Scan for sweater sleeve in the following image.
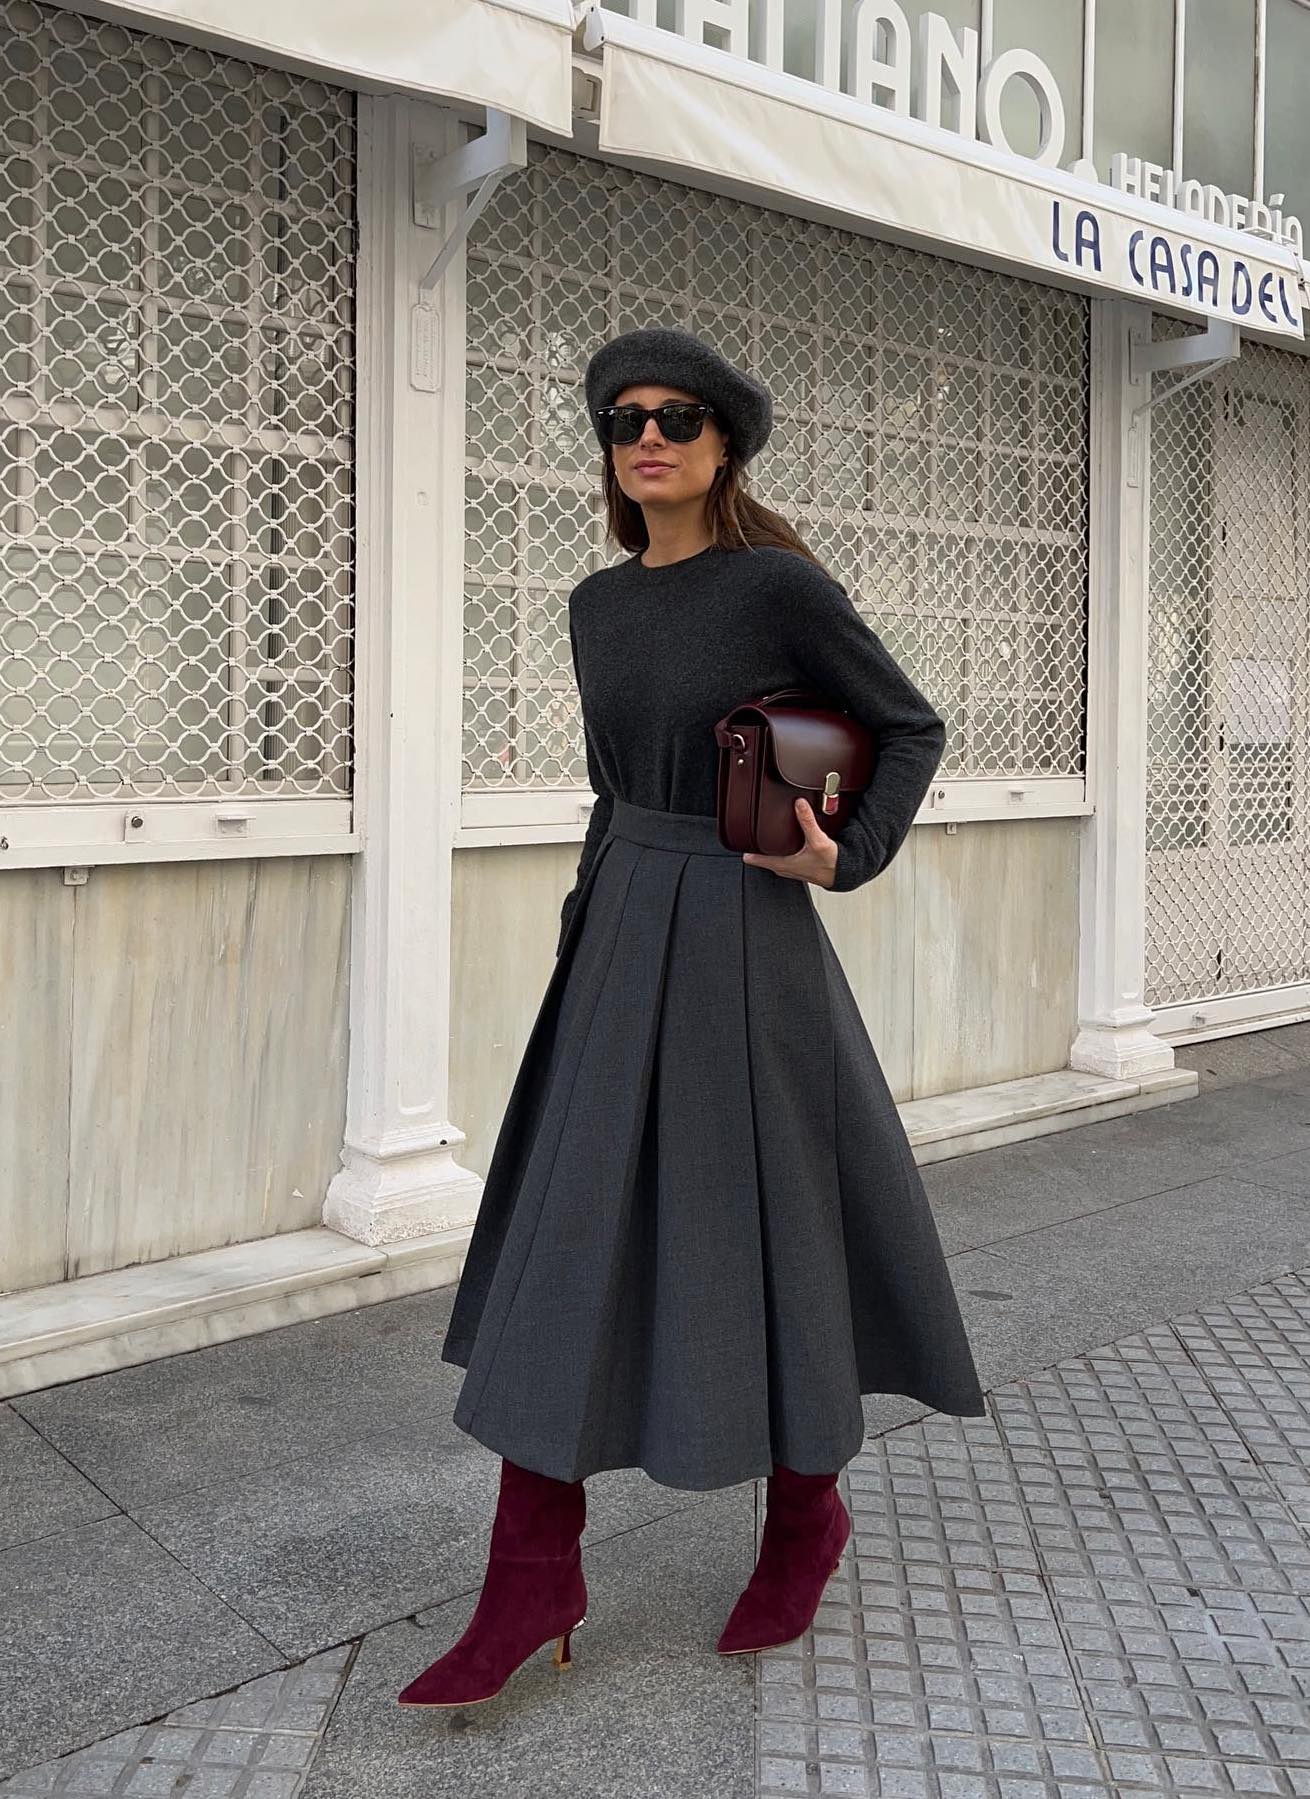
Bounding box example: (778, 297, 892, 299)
(557, 606, 614, 956)
(782, 562, 947, 892)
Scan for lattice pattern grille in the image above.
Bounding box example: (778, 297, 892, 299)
(0, 0, 356, 801)
(1146, 320, 1310, 1009)
(462, 141, 1090, 794)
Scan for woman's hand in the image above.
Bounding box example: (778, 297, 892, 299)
(741, 796, 838, 889)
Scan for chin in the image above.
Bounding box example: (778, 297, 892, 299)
(628, 486, 680, 505)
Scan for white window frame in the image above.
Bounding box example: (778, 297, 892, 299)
(455, 779, 1093, 852)
(0, 797, 355, 868)
(453, 139, 1094, 854)
(0, 21, 361, 872)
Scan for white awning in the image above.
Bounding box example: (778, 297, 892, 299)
(73, 0, 577, 134)
(580, 7, 1305, 341)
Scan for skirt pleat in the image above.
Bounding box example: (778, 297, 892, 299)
(442, 798, 984, 1491)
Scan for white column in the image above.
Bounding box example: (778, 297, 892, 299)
(1070, 299, 1177, 1081)
(324, 96, 483, 1245)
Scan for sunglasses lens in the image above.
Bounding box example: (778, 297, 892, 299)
(660, 405, 704, 441)
(602, 407, 644, 444)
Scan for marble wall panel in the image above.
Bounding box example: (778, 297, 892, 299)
(449, 841, 572, 1182)
(911, 817, 1081, 1095)
(65, 856, 351, 1279)
(0, 870, 75, 1293)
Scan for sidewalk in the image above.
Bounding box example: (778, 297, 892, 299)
(2, 1027, 1309, 1798)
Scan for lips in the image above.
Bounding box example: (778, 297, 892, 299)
(634, 462, 673, 472)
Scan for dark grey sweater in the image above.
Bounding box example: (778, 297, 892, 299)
(557, 541, 946, 953)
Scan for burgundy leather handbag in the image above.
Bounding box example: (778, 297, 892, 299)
(712, 687, 877, 857)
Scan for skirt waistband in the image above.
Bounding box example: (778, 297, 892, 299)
(605, 797, 737, 857)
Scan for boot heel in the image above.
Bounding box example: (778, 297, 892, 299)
(553, 1614, 586, 1669)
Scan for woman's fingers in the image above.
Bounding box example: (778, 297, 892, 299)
(740, 797, 838, 888)
(793, 795, 828, 843)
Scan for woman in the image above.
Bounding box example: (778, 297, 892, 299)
(398, 325, 984, 1711)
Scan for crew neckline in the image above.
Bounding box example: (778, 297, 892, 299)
(628, 543, 720, 579)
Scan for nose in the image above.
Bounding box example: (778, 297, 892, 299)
(636, 421, 667, 450)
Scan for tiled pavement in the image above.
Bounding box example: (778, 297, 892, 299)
(3, 1028, 1310, 1798)
(759, 1278, 1310, 1797)
(0, 1652, 355, 1797)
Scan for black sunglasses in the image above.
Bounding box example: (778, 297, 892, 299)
(594, 402, 718, 446)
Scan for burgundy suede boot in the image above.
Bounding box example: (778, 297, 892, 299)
(397, 1457, 588, 1708)
(716, 1464, 852, 1655)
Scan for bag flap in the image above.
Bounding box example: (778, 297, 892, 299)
(766, 707, 874, 791)
(718, 698, 874, 793)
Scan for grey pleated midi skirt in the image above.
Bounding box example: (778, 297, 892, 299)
(441, 797, 984, 1491)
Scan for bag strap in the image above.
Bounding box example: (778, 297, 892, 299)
(756, 687, 822, 707)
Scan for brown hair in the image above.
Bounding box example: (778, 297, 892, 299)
(599, 442, 829, 573)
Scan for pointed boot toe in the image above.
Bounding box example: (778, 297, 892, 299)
(717, 1467, 851, 1656)
(396, 1459, 589, 1709)
(397, 1608, 587, 1709)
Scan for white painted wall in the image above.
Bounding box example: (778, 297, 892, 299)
(0, 857, 351, 1295)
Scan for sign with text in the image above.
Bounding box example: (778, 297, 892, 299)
(586, 9, 1306, 340)
(654, 0, 1305, 264)
(1050, 200, 1303, 332)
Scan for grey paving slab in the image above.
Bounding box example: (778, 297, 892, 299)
(1251, 1063, 1310, 1096)
(1172, 1035, 1308, 1091)
(1237, 1154, 1310, 1202)
(0, 1649, 352, 1797)
(0, 1405, 118, 1553)
(578, 1461, 745, 1542)
(946, 1176, 1310, 1390)
(1077, 1081, 1310, 1174)
(921, 1136, 1137, 1266)
(1247, 1022, 1310, 1066)
(1165, 1079, 1310, 1153)
(10, 1289, 466, 1511)
(1093, 1758, 1310, 1795)
(926, 1081, 1310, 1265)
(921, 1129, 1210, 1261)
(133, 1427, 502, 1662)
(300, 1489, 757, 1799)
(763, 1423, 1092, 1792)
(990, 1325, 1257, 1481)
(133, 1432, 723, 1666)
(863, 1396, 934, 1440)
(0, 1514, 285, 1782)
(757, 1537, 1101, 1798)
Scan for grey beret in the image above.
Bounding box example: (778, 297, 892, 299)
(584, 325, 774, 464)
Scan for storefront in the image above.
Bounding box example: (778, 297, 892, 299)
(1, 0, 1307, 1391)
(1146, 319, 1310, 1032)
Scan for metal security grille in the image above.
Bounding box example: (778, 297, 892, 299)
(462, 142, 1090, 796)
(1144, 322, 1310, 1014)
(1146, 324, 1310, 1013)
(0, 0, 356, 802)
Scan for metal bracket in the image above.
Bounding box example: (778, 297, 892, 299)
(1129, 317, 1241, 419)
(408, 109, 527, 392)
(412, 108, 527, 298)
